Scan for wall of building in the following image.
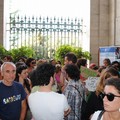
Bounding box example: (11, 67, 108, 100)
(0, 0, 3, 45)
(0, 0, 120, 64)
(90, 0, 109, 65)
(115, 0, 120, 45)
(109, 0, 115, 45)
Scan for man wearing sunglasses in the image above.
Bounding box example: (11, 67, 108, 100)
(91, 78, 120, 120)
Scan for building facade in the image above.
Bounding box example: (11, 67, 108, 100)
(0, 0, 120, 65)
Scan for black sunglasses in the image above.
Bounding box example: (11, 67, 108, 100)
(100, 92, 120, 101)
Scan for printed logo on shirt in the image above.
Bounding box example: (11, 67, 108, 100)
(3, 94, 21, 104)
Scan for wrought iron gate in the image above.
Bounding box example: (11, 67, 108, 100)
(6, 15, 84, 59)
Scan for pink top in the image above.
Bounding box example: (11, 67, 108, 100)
(55, 72, 61, 83)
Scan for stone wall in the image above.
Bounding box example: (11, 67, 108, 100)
(115, 0, 120, 45)
(0, 0, 3, 45)
(90, 0, 120, 65)
(90, 0, 109, 65)
(109, 0, 115, 45)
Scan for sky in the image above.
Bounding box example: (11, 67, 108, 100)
(5, 0, 90, 50)
(9, 0, 90, 20)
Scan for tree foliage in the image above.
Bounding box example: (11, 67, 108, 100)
(55, 45, 91, 64)
(0, 45, 35, 62)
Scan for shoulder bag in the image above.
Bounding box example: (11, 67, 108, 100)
(97, 110, 104, 120)
(69, 85, 87, 120)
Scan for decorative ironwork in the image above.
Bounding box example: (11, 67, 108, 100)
(6, 15, 84, 59)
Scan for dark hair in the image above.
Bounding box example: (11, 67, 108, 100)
(76, 58, 87, 69)
(3, 55, 13, 62)
(18, 57, 26, 63)
(111, 61, 120, 71)
(36, 63, 55, 86)
(0, 60, 3, 66)
(111, 61, 120, 65)
(29, 69, 37, 87)
(65, 52, 77, 64)
(103, 58, 111, 66)
(16, 65, 28, 79)
(15, 65, 31, 92)
(26, 58, 35, 67)
(65, 64, 80, 81)
(105, 78, 120, 94)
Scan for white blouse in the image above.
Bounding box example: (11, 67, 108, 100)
(91, 110, 103, 120)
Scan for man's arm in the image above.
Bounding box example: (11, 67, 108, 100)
(64, 107, 71, 117)
(20, 99, 27, 120)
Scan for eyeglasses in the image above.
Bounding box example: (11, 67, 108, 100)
(100, 92, 120, 101)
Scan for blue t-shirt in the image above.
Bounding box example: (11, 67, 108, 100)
(0, 81, 27, 120)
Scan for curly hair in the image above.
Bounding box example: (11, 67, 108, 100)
(65, 64, 80, 81)
(36, 63, 55, 86)
(96, 66, 120, 96)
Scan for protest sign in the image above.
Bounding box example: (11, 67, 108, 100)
(80, 66, 97, 80)
(85, 77, 99, 91)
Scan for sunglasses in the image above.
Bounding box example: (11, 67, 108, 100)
(100, 92, 120, 101)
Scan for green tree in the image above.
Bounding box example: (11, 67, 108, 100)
(55, 45, 91, 64)
(9, 46, 35, 62)
(0, 45, 9, 59)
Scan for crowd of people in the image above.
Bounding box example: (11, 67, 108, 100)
(0, 54, 120, 120)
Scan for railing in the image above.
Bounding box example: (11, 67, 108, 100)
(6, 15, 85, 59)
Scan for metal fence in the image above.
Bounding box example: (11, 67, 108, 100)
(6, 15, 85, 59)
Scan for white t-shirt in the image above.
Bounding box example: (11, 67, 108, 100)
(91, 110, 103, 120)
(28, 91, 70, 120)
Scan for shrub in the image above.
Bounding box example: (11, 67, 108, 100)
(9, 46, 35, 62)
(55, 45, 91, 64)
(55, 45, 74, 64)
(0, 45, 9, 60)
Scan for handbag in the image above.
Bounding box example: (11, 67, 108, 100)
(69, 85, 87, 120)
(97, 111, 104, 120)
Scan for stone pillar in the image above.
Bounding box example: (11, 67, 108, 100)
(90, 0, 109, 65)
(115, 0, 120, 45)
(0, 0, 4, 45)
(109, 0, 116, 45)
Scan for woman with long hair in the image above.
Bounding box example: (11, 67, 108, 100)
(91, 78, 120, 120)
(15, 64, 32, 120)
(84, 66, 120, 120)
